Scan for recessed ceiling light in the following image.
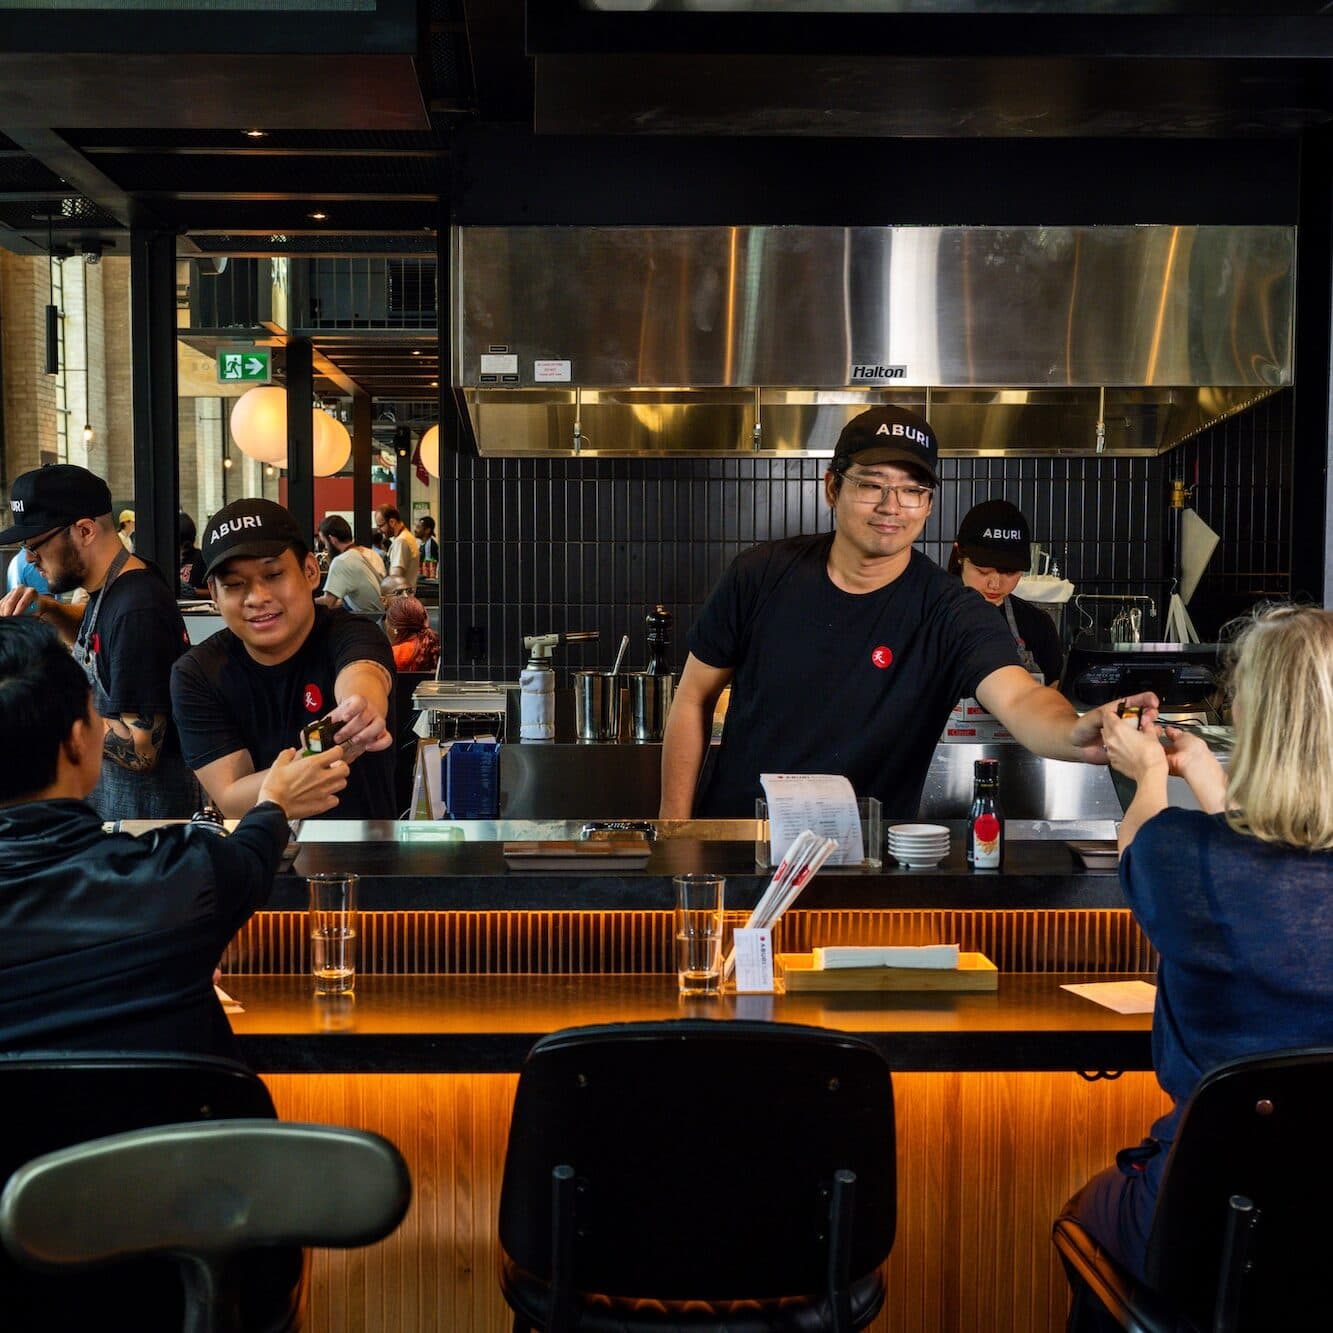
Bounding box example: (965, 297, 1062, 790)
(430, 380, 439, 388)
(243, 129, 267, 139)
(411, 350, 421, 357)
(308, 210, 327, 221)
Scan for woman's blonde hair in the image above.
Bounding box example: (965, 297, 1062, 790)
(1224, 604, 1333, 849)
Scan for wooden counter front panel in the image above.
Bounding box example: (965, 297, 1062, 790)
(228, 908, 1156, 976)
(263, 1070, 1170, 1333)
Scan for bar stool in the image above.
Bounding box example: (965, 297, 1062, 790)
(1, 1119, 411, 1333)
(497, 1019, 897, 1332)
(1054, 1046, 1333, 1333)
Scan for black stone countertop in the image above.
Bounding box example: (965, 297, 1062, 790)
(274, 821, 1125, 911)
(229, 971, 1153, 1074)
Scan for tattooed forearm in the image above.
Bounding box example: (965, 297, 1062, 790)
(102, 712, 167, 772)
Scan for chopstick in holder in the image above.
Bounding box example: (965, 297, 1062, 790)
(769, 836, 838, 922)
(722, 830, 836, 979)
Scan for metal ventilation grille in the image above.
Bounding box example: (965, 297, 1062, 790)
(221, 908, 1157, 975)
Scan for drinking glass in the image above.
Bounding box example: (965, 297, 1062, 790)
(308, 874, 359, 994)
(673, 874, 724, 997)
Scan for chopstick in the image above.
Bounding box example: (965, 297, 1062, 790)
(722, 830, 838, 979)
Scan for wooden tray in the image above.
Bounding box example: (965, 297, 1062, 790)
(502, 840, 651, 870)
(780, 951, 998, 992)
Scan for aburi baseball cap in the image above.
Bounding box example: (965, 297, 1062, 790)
(200, 497, 305, 578)
(955, 499, 1031, 572)
(0, 464, 114, 544)
(831, 405, 940, 486)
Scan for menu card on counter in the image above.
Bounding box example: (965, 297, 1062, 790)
(1061, 980, 1157, 1014)
(760, 774, 864, 868)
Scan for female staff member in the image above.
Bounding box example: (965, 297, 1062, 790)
(948, 499, 1063, 686)
(1061, 605, 1333, 1315)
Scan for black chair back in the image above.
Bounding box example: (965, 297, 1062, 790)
(1144, 1046, 1333, 1331)
(1, 1120, 411, 1333)
(498, 1019, 896, 1303)
(0, 1053, 292, 1333)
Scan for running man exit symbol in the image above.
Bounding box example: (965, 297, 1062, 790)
(216, 347, 271, 384)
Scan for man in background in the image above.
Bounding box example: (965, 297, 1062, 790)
(374, 504, 419, 594)
(117, 508, 135, 552)
(316, 513, 385, 614)
(0, 465, 198, 820)
(415, 514, 440, 577)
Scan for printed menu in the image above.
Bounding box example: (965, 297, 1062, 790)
(760, 773, 864, 867)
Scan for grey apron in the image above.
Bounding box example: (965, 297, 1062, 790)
(73, 549, 201, 821)
(1002, 595, 1044, 681)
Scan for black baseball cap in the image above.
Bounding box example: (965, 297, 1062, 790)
(955, 500, 1031, 572)
(0, 464, 113, 544)
(831, 405, 940, 486)
(200, 497, 305, 578)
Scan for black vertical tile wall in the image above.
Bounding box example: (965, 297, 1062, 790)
(435, 393, 1292, 680)
(1168, 389, 1294, 638)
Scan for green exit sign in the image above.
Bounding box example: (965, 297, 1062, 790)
(217, 346, 271, 384)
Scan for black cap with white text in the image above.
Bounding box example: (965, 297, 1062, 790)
(200, 497, 305, 579)
(954, 499, 1031, 572)
(831, 405, 940, 486)
(0, 464, 113, 544)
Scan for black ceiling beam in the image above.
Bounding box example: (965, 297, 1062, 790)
(463, 0, 531, 121)
(0, 0, 416, 55)
(526, 3, 1333, 61)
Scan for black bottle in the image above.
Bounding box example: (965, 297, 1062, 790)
(966, 759, 1004, 870)
(645, 605, 673, 675)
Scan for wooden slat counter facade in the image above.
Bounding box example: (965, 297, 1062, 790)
(228, 971, 1166, 1333)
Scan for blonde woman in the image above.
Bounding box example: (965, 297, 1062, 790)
(1060, 605, 1333, 1315)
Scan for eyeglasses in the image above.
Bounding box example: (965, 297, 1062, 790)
(838, 475, 934, 510)
(22, 525, 69, 556)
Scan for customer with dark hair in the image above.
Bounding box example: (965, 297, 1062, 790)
(0, 617, 348, 1054)
(316, 513, 384, 614)
(178, 511, 208, 598)
(171, 496, 397, 820)
(0, 464, 198, 821)
(385, 595, 440, 672)
(374, 503, 419, 594)
(1059, 604, 1333, 1324)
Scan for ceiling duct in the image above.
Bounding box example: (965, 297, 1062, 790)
(452, 225, 1293, 457)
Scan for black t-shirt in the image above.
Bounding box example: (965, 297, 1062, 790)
(170, 606, 397, 819)
(1003, 593, 1065, 686)
(79, 564, 191, 759)
(688, 535, 1022, 818)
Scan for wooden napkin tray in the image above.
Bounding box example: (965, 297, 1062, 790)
(779, 951, 998, 992)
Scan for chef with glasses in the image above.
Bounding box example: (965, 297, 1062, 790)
(660, 405, 1152, 820)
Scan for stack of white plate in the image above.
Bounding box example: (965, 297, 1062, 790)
(888, 823, 951, 869)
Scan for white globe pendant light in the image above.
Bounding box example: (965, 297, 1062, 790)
(419, 424, 440, 479)
(229, 386, 289, 466)
(313, 410, 352, 476)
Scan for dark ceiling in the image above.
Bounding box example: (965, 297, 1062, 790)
(2, 0, 1333, 399)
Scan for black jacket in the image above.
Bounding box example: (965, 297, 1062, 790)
(0, 799, 288, 1058)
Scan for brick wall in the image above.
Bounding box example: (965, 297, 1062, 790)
(0, 250, 59, 486)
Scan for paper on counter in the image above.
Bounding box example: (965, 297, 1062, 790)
(1061, 981, 1157, 1014)
(761, 773, 864, 867)
(214, 983, 244, 1014)
(814, 944, 960, 970)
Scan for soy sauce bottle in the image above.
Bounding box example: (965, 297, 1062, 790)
(966, 759, 1004, 870)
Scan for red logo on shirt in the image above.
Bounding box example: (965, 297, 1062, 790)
(90, 632, 100, 656)
(303, 684, 323, 713)
(871, 645, 893, 669)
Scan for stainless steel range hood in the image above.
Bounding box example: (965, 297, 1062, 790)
(452, 225, 1294, 457)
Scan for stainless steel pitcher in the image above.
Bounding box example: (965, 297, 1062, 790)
(573, 671, 621, 742)
(625, 672, 675, 742)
